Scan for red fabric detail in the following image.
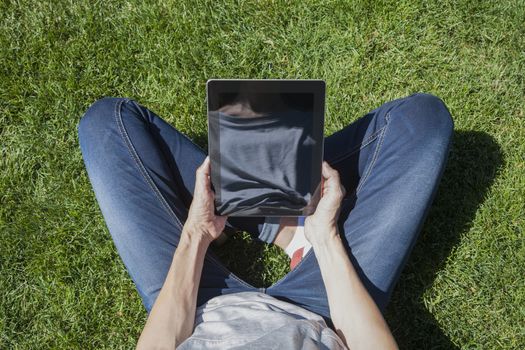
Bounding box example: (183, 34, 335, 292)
(290, 247, 304, 270)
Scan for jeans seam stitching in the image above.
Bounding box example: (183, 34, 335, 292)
(326, 126, 385, 165)
(114, 99, 184, 231)
(355, 112, 390, 195)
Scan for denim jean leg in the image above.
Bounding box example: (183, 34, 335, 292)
(78, 97, 255, 312)
(339, 93, 454, 311)
(264, 95, 396, 319)
(266, 93, 453, 320)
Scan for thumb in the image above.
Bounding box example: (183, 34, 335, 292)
(195, 156, 211, 195)
(318, 162, 345, 206)
(321, 162, 342, 195)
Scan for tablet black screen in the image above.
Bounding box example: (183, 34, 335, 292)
(207, 80, 324, 216)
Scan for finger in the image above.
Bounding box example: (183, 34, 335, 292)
(321, 162, 344, 199)
(322, 161, 339, 180)
(321, 162, 340, 189)
(195, 156, 211, 194)
(197, 156, 211, 176)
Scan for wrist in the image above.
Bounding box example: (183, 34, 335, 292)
(181, 227, 213, 248)
(312, 230, 340, 248)
(305, 222, 339, 246)
(312, 234, 347, 265)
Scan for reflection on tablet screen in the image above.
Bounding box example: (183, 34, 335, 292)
(207, 81, 324, 217)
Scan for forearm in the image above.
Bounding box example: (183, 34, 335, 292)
(137, 230, 210, 349)
(313, 229, 398, 350)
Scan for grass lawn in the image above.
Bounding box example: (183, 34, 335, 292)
(1, 0, 524, 348)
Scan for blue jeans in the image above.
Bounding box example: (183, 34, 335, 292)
(78, 93, 453, 321)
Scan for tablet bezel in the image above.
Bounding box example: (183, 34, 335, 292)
(206, 79, 326, 216)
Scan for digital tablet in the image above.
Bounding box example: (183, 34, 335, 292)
(207, 79, 325, 217)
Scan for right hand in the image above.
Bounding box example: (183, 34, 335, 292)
(305, 161, 346, 247)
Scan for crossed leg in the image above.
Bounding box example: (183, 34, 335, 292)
(79, 94, 453, 321)
(265, 93, 453, 319)
(78, 98, 259, 312)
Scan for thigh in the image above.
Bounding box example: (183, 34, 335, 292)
(267, 93, 453, 317)
(336, 93, 453, 310)
(78, 97, 255, 312)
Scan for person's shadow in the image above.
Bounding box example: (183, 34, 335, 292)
(385, 130, 503, 349)
(193, 130, 503, 349)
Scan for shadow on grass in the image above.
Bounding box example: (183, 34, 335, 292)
(192, 130, 503, 349)
(386, 130, 503, 349)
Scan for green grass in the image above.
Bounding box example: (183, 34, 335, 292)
(1, 0, 524, 348)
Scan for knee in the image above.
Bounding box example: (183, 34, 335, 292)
(397, 93, 454, 143)
(77, 97, 125, 142)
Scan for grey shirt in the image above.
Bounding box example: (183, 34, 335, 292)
(178, 291, 347, 349)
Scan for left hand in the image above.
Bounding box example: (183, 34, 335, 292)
(183, 156, 227, 243)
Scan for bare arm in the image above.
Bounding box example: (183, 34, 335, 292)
(137, 157, 227, 349)
(305, 162, 398, 350)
